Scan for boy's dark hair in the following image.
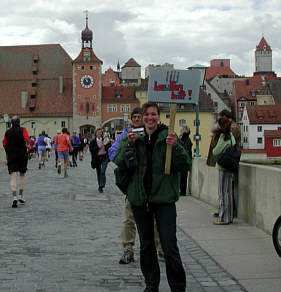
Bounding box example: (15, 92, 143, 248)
(62, 128, 68, 134)
(219, 109, 232, 119)
(141, 102, 160, 115)
(131, 107, 142, 119)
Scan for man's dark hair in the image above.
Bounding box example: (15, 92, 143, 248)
(131, 107, 142, 119)
(219, 109, 232, 119)
(62, 128, 68, 134)
(141, 102, 160, 115)
(11, 116, 20, 127)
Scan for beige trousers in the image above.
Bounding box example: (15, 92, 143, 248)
(121, 198, 163, 254)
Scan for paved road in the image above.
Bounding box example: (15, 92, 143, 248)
(0, 152, 246, 292)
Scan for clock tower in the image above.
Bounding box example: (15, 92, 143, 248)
(73, 12, 103, 136)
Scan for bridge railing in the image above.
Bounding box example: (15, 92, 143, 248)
(190, 157, 281, 235)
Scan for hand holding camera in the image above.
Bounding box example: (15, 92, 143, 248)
(128, 127, 145, 144)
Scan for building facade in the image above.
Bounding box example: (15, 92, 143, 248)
(241, 104, 281, 149)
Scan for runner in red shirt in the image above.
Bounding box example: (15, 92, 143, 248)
(54, 127, 72, 177)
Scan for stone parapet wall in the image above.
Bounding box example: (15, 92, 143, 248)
(190, 157, 281, 235)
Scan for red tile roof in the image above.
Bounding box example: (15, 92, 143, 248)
(247, 104, 281, 124)
(122, 58, 141, 68)
(256, 37, 271, 52)
(205, 66, 235, 80)
(264, 130, 281, 137)
(234, 74, 279, 101)
(0, 44, 73, 117)
(102, 86, 138, 102)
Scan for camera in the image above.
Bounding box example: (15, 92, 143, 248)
(132, 127, 145, 137)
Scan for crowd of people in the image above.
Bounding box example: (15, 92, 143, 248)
(2, 105, 240, 292)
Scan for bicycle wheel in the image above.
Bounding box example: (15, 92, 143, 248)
(272, 215, 281, 257)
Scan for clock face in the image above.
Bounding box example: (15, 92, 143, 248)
(80, 74, 94, 88)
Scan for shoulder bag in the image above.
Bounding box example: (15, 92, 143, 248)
(216, 139, 241, 173)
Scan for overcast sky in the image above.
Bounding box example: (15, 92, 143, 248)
(1, 0, 281, 77)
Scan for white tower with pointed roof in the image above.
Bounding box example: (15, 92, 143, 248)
(255, 37, 272, 73)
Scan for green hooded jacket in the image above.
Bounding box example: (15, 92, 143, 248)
(113, 125, 192, 206)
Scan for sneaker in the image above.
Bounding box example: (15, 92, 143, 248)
(18, 197, 25, 204)
(58, 164, 61, 174)
(119, 250, 134, 264)
(12, 199, 18, 208)
(39, 164, 41, 169)
(98, 187, 103, 193)
(213, 212, 219, 218)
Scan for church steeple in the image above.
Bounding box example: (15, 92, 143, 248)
(81, 10, 93, 48)
(117, 59, 120, 71)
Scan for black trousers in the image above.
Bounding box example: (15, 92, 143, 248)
(180, 171, 188, 195)
(72, 148, 79, 165)
(132, 203, 186, 292)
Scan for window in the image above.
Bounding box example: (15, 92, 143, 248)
(273, 139, 281, 147)
(257, 126, 262, 132)
(89, 65, 96, 70)
(250, 101, 255, 106)
(166, 114, 170, 119)
(257, 137, 263, 144)
(179, 119, 186, 126)
(61, 121, 65, 127)
(30, 94, 36, 99)
(107, 104, 117, 112)
(32, 82, 37, 87)
(120, 104, 130, 112)
(31, 121, 36, 129)
(77, 65, 84, 70)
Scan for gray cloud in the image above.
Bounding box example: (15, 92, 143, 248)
(0, 0, 280, 76)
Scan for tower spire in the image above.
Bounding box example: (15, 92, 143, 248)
(84, 10, 89, 27)
(81, 10, 93, 48)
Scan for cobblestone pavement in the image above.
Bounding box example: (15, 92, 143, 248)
(0, 152, 246, 292)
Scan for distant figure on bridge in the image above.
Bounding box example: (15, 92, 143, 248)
(89, 128, 110, 193)
(37, 131, 47, 169)
(179, 125, 193, 196)
(55, 128, 72, 178)
(70, 131, 80, 167)
(114, 102, 191, 292)
(2, 115, 30, 208)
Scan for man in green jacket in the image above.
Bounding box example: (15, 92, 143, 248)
(114, 102, 191, 292)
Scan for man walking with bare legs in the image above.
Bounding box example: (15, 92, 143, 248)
(3, 116, 30, 208)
